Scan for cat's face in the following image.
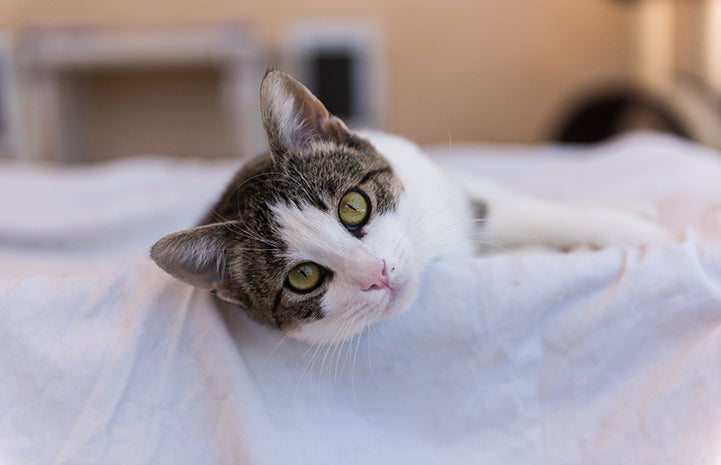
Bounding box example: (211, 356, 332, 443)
(151, 71, 420, 344)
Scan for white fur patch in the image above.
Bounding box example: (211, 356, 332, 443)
(272, 201, 421, 344)
(357, 130, 476, 262)
(265, 131, 482, 344)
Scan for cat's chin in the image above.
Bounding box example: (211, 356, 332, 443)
(287, 272, 420, 346)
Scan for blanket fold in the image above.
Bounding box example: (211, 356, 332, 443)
(1, 132, 720, 464)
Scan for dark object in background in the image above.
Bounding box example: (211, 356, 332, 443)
(312, 51, 355, 120)
(554, 89, 690, 144)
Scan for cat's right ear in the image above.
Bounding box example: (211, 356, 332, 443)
(260, 69, 353, 154)
(150, 223, 234, 290)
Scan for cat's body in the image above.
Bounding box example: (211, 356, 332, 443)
(151, 71, 674, 345)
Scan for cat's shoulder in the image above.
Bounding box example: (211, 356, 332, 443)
(355, 129, 442, 183)
(355, 130, 427, 162)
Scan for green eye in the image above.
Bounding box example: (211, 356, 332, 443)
(287, 262, 324, 292)
(338, 190, 370, 229)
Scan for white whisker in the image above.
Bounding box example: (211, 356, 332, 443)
(263, 334, 288, 364)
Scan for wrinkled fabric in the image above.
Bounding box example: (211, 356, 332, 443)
(1, 132, 720, 464)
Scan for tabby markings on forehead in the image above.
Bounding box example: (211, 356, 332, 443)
(360, 167, 392, 185)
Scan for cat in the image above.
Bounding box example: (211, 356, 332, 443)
(150, 70, 675, 345)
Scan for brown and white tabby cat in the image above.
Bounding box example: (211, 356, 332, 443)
(151, 70, 674, 344)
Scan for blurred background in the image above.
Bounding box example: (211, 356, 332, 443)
(0, 0, 720, 163)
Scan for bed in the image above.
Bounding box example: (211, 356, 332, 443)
(1, 131, 720, 464)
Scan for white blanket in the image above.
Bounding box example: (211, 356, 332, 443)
(1, 132, 720, 464)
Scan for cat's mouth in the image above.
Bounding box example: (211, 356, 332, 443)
(289, 269, 419, 345)
(376, 271, 419, 318)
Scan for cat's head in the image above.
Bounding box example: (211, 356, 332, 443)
(151, 70, 420, 344)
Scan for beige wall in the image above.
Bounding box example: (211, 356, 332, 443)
(0, 0, 637, 145)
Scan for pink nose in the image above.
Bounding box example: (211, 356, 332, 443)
(359, 260, 390, 291)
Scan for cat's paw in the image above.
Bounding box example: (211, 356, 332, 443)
(605, 200, 661, 221)
(580, 207, 677, 249)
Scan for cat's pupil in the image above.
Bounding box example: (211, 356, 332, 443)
(338, 190, 370, 229)
(287, 262, 324, 293)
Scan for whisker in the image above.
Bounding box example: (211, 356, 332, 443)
(468, 240, 513, 253)
(321, 319, 351, 379)
(294, 328, 336, 397)
(334, 314, 360, 381)
(319, 317, 346, 383)
(350, 321, 366, 412)
(263, 334, 288, 364)
(364, 323, 387, 394)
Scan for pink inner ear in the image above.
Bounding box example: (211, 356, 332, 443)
(261, 70, 351, 152)
(150, 224, 231, 290)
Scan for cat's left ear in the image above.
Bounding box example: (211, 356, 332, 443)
(260, 69, 353, 154)
(150, 223, 234, 290)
